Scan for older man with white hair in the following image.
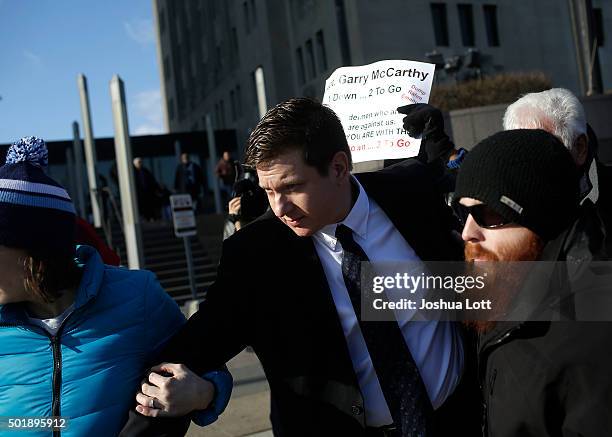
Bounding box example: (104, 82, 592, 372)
(503, 88, 611, 255)
(503, 88, 596, 202)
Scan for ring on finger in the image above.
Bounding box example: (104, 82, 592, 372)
(149, 397, 155, 408)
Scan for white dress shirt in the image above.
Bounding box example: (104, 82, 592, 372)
(312, 177, 464, 427)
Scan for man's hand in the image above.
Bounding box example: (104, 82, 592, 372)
(397, 103, 455, 164)
(135, 363, 215, 418)
(228, 197, 241, 215)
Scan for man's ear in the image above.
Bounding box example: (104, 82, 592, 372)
(330, 151, 350, 182)
(572, 134, 589, 167)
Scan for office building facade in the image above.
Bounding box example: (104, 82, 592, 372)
(153, 0, 612, 154)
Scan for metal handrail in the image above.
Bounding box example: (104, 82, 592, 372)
(96, 187, 125, 250)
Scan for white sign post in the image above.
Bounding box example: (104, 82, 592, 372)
(170, 194, 197, 300)
(323, 59, 435, 163)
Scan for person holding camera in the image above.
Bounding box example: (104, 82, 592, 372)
(223, 165, 269, 239)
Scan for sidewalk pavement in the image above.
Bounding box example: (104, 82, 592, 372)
(186, 348, 272, 437)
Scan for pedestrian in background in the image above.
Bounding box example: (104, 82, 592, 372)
(174, 152, 204, 212)
(214, 150, 236, 205)
(133, 156, 162, 222)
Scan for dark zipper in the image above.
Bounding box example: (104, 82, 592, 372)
(477, 326, 519, 437)
(50, 335, 62, 437)
(2, 312, 75, 437)
(48, 312, 76, 437)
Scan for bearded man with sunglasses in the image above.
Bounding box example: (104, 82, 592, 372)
(453, 129, 612, 437)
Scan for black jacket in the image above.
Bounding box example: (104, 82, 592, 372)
(478, 204, 612, 437)
(596, 159, 612, 255)
(174, 161, 204, 198)
(121, 159, 469, 436)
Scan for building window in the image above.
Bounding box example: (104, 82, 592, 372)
(163, 55, 171, 81)
(251, 71, 258, 107)
(251, 0, 257, 27)
(483, 5, 499, 46)
(168, 98, 175, 121)
(296, 47, 306, 84)
(219, 99, 226, 127)
(214, 101, 226, 128)
(230, 89, 237, 121)
(316, 30, 328, 72)
(236, 85, 242, 117)
(201, 38, 208, 63)
(593, 8, 605, 47)
(243, 1, 250, 34)
(200, 61, 208, 97)
(430, 3, 449, 46)
(231, 27, 239, 55)
(189, 50, 197, 79)
(306, 39, 316, 79)
(335, 0, 352, 65)
(457, 4, 475, 47)
(159, 8, 166, 34)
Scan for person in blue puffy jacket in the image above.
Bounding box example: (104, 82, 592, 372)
(0, 137, 232, 436)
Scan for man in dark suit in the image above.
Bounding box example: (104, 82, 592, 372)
(123, 98, 468, 436)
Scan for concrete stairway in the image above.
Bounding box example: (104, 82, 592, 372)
(100, 219, 221, 306)
(142, 223, 217, 304)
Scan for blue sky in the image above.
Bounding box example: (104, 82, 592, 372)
(0, 0, 164, 144)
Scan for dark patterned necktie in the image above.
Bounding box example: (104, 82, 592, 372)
(335, 224, 431, 437)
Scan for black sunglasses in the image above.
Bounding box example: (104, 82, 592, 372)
(453, 203, 510, 229)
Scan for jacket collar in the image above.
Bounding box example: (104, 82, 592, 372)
(0, 245, 105, 325)
(72, 245, 106, 309)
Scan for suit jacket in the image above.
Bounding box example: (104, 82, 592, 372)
(121, 159, 468, 436)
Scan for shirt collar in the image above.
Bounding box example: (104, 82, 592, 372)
(314, 176, 369, 250)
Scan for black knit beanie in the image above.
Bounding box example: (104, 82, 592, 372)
(454, 129, 580, 241)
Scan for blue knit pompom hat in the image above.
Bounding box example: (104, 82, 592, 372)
(0, 137, 76, 256)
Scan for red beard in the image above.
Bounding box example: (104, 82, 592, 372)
(463, 232, 545, 333)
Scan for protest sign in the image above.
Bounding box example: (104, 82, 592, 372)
(322, 59, 435, 163)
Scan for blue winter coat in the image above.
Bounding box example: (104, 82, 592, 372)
(0, 245, 231, 436)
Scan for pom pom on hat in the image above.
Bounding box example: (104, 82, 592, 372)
(6, 136, 49, 168)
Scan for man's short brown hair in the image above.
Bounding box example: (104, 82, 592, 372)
(245, 97, 352, 175)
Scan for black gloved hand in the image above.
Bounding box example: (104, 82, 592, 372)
(397, 103, 455, 164)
